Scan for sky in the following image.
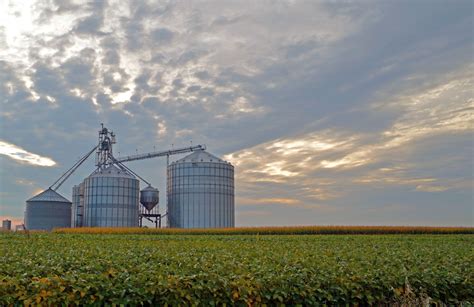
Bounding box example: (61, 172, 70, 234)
(0, 0, 472, 227)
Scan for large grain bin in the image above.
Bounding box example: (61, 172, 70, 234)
(25, 188, 72, 230)
(167, 150, 234, 228)
(82, 164, 139, 227)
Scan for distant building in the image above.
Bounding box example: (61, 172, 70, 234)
(2, 219, 12, 230)
(15, 225, 25, 231)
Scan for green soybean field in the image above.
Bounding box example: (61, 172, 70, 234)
(1, 233, 473, 305)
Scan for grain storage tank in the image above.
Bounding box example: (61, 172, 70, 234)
(167, 150, 234, 228)
(25, 188, 72, 230)
(140, 185, 159, 211)
(2, 219, 12, 230)
(82, 164, 139, 227)
(71, 184, 85, 227)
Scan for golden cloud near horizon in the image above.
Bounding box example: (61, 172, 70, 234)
(226, 69, 473, 209)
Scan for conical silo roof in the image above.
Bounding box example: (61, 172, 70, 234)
(89, 164, 135, 178)
(175, 150, 227, 164)
(26, 188, 71, 203)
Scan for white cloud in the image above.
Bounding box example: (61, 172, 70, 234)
(0, 140, 56, 166)
(157, 121, 167, 137)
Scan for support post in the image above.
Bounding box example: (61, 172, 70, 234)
(166, 154, 169, 228)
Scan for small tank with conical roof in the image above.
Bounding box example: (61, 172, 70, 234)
(25, 188, 72, 230)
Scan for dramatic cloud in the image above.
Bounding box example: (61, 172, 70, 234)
(226, 67, 472, 217)
(0, 0, 472, 227)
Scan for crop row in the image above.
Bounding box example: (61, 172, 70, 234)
(1, 233, 473, 305)
(52, 225, 474, 235)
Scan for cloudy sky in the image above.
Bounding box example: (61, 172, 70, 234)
(0, 0, 472, 227)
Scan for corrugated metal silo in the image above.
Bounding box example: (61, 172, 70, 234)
(140, 186, 159, 211)
(82, 164, 139, 227)
(167, 150, 234, 228)
(2, 219, 12, 230)
(71, 184, 84, 227)
(25, 188, 72, 230)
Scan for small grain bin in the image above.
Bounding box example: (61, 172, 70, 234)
(25, 188, 72, 230)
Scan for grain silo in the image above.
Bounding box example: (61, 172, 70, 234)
(25, 124, 213, 229)
(25, 188, 72, 230)
(2, 219, 12, 230)
(71, 184, 84, 227)
(167, 150, 234, 228)
(82, 164, 140, 227)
